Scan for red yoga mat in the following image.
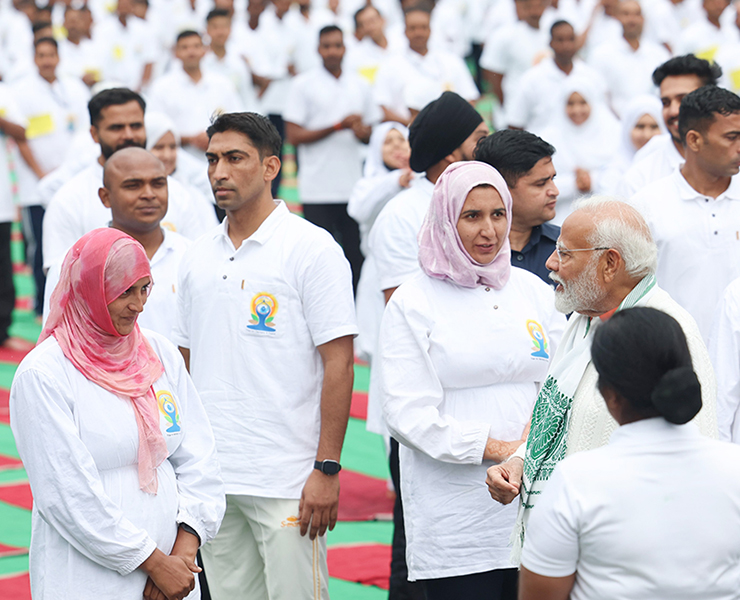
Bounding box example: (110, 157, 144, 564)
(337, 470, 393, 522)
(0, 573, 30, 600)
(327, 543, 391, 590)
(0, 483, 32, 511)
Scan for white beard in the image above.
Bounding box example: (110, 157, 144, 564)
(550, 256, 607, 314)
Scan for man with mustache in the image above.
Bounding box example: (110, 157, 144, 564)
(619, 55, 721, 198)
(485, 197, 718, 556)
(42, 87, 216, 271)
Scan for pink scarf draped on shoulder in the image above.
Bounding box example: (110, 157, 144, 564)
(39, 228, 167, 494)
(418, 161, 514, 289)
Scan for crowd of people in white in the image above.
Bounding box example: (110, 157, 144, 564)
(3, 0, 740, 598)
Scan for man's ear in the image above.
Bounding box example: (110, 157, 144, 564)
(601, 248, 621, 284)
(263, 155, 281, 182)
(684, 129, 703, 154)
(99, 186, 111, 208)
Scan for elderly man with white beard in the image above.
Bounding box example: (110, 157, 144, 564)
(485, 196, 718, 560)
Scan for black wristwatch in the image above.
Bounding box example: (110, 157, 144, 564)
(314, 459, 342, 475)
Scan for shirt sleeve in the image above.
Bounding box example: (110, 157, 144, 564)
(449, 55, 480, 101)
(520, 464, 580, 577)
(42, 190, 83, 270)
(10, 367, 157, 575)
(370, 199, 422, 291)
(164, 345, 226, 544)
(378, 286, 491, 464)
(296, 230, 358, 347)
(347, 172, 403, 228)
(505, 73, 535, 128)
(709, 283, 740, 442)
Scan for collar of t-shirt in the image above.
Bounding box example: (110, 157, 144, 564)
(675, 167, 740, 203)
(521, 221, 559, 254)
(216, 199, 288, 251)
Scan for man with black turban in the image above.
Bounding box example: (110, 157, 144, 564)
(365, 90, 488, 600)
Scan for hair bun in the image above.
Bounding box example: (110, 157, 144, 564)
(650, 367, 702, 425)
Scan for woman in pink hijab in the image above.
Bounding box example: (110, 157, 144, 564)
(9, 229, 225, 600)
(377, 162, 566, 600)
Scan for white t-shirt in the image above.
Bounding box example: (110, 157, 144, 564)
(146, 68, 243, 159)
(172, 202, 358, 498)
(587, 37, 670, 117)
(522, 418, 740, 600)
(10, 330, 225, 600)
(506, 58, 607, 133)
(93, 15, 158, 89)
(369, 176, 434, 291)
(57, 37, 102, 82)
(618, 134, 684, 199)
(479, 20, 550, 106)
(44, 229, 190, 342)
(0, 83, 25, 223)
(10, 73, 90, 206)
(708, 276, 740, 442)
(283, 66, 381, 203)
(201, 50, 260, 114)
(631, 169, 740, 341)
(378, 269, 566, 580)
(344, 35, 407, 88)
(42, 161, 217, 269)
(373, 47, 479, 121)
(676, 16, 731, 62)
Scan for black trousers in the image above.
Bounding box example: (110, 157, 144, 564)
(0, 222, 15, 342)
(23, 205, 45, 316)
(421, 568, 518, 600)
(389, 438, 426, 600)
(301, 203, 363, 293)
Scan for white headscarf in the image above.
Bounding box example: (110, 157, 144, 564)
(145, 111, 180, 151)
(542, 76, 621, 171)
(363, 122, 410, 179)
(617, 94, 666, 164)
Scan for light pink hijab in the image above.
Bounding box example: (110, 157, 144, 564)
(418, 161, 513, 289)
(40, 228, 167, 495)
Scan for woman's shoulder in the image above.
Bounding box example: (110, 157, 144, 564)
(507, 267, 556, 302)
(14, 337, 66, 378)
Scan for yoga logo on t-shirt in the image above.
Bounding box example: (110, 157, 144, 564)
(526, 320, 549, 359)
(248, 292, 279, 333)
(157, 390, 181, 433)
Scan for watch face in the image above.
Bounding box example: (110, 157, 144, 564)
(322, 460, 341, 475)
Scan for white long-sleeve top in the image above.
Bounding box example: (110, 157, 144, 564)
(378, 269, 566, 580)
(9, 330, 225, 600)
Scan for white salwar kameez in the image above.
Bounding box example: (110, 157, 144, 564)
(10, 331, 225, 600)
(378, 269, 566, 580)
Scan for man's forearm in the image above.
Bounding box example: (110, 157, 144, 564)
(285, 121, 340, 146)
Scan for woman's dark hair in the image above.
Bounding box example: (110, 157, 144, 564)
(591, 307, 702, 425)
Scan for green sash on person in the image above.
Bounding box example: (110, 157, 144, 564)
(511, 274, 657, 559)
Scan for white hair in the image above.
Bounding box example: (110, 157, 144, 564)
(572, 195, 657, 278)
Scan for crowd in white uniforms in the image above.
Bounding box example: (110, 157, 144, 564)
(3, 0, 740, 598)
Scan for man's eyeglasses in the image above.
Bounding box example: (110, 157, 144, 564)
(555, 243, 610, 263)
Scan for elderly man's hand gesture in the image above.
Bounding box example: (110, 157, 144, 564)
(486, 457, 524, 505)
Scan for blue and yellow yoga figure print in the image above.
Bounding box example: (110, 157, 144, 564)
(248, 292, 279, 332)
(527, 320, 549, 359)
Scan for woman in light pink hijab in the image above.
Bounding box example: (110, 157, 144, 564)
(377, 162, 567, 600)
(10, 228, 225, 600)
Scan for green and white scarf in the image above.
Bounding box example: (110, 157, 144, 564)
(512, 274, 657, 559)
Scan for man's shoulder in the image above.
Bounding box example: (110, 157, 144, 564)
(51, 163, 100, 205)
(632, 133, 672, 164)
(630, 171, 678, 206)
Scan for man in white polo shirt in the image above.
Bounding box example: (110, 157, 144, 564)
(10, 36, 89, 316)
(285, 24, 381, 292)
(174, 112, 357, 600)
(631, 85, 740, 341)
(42, 87, 216, 270)
(619, 55, 722, 197)
(147, 30, 243, 163)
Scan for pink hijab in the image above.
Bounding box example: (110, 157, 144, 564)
(418, 161, 513, 289)
(40, 228, 167, 495)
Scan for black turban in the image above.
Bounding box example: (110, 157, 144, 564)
(409, 91, 484, 173)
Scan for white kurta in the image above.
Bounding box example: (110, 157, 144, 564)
(522, 418, 740, 600)
(9, 330, 225, 600)
(379, 269, 566, 580)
